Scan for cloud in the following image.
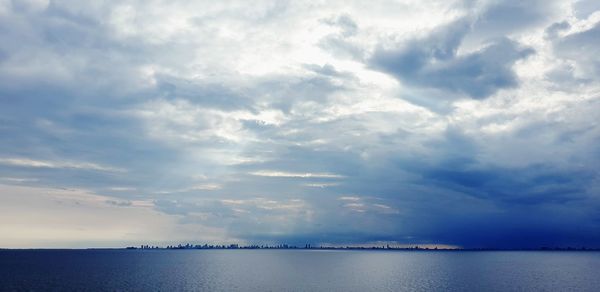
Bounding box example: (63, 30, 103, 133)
(544, 21, 571, 39)
(107, 187, 136, 191)
(338, 196, 361, 201)
(552, 21, 600, 78)
(105, 199, 132, 207)
(304, 182, 339, 188)
(572, 0, 600, 19)
(154, 197, 314, 240)
(319, 14, 364, 59)
(0, 157, 124, 172)
(249, 170, 344, 178)
(338, 195, 400, 215)
(0, 184, 230, 248)
(468, 0, 561, 39)
(0, 1, 599, 249)
(370, 19, 534, 99)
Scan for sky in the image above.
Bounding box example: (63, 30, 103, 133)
(0, 0, 599, 249)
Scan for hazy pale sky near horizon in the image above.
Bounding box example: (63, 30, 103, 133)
(1, 0, 599, 248)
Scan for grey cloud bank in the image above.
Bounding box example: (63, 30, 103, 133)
(370, 20, 534, 99)
(0, 0, 599, 249)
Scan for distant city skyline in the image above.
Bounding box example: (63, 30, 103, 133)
(1, 0, 600, 249)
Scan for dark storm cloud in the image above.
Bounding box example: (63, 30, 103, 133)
(370, 20, 534, 99)
(204, 107, 600, 248)
(422, 162, 589, 205)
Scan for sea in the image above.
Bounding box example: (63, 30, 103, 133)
(1, 249, 599, 291)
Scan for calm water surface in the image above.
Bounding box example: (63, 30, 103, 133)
(1, 250, 599, 291)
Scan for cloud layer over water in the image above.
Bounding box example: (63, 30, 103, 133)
(1, 0, 599, 248)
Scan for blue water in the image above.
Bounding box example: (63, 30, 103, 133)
(1, 250, 599, 291)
